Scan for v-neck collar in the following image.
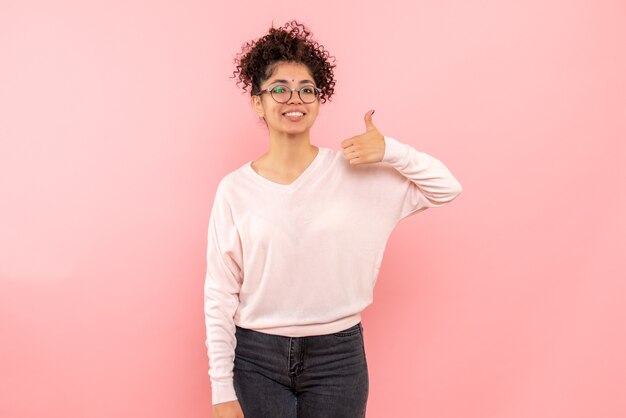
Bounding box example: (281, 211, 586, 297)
(244, 147, 326, 192)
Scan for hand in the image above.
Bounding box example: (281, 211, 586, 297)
(212, 400, 244, 418)
(341, 109, 385, 165)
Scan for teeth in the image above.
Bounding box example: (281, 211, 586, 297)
(284, 112, 303, 117)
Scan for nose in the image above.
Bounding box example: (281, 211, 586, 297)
(288, 88, 303, 104)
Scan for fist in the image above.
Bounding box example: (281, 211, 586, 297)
(340, 109, 385, 165)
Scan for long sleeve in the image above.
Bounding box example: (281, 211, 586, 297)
(203, 181, 244, 405)
(381, 136, 463, 221)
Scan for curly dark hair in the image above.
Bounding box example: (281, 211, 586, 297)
(231, 20, 337, 104)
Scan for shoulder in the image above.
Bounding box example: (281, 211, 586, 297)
(212, 162, 248, 200)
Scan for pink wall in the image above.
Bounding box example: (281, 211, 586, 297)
(1, 1, 625, 417)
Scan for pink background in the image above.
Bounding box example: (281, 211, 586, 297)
(1, 1, 625, 417)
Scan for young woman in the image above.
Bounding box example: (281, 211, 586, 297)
(204, 20, 462, 418)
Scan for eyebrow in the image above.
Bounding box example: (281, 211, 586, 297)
(268, 79, 316, 85)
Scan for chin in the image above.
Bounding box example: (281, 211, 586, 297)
(279, 124, 311, 133)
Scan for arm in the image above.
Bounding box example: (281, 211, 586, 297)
(381, 136, 463, 221)
(204, 181, 243, 405)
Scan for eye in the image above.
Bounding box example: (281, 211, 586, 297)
(301, 86, 315, 94)
(272, 85, 287, 93)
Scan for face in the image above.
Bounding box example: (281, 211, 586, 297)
(252, 61, 320, 137)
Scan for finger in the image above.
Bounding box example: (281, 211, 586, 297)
(343, 147, 358, 159)
(340, 135, 358, 149)
(364, 109, 376, 131)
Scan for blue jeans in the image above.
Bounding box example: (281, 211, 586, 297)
(233, 322, 369, 418)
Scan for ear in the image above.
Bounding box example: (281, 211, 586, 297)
(252, 95, 265, 118)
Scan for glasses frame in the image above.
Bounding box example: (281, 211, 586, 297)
(253, 85, 322, 104)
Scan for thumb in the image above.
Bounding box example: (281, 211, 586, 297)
(364, 109, 376, 131)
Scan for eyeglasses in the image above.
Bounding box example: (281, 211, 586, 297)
(254, 85, 322, 104)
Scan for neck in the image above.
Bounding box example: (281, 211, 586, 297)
(265, 130, 317, 170)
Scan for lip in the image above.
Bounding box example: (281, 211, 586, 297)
(283, 113, 305, 121)
(282, 109, 306, 121)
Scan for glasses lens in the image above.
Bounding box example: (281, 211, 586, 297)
(299, 86, 319, 103)
(270, 85, 291, 103)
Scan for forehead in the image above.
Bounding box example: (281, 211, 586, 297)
(265, 62, 315, 84)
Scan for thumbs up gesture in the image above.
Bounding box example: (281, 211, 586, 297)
(341, 110, 385, 165)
